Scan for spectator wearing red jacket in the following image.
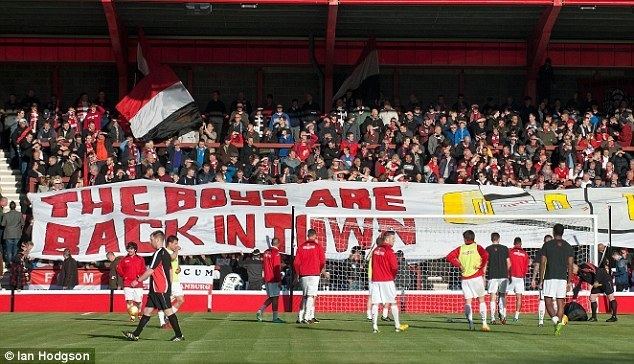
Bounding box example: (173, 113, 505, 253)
(370, 231, 408, 333)
(616, 118, 632, 147)
(340, 132, 359, 157)
(553, 161, 569, 181)
(508, 237, 530, 321)
(292, 135, 312, 162)
(256, 238, 285, 323)
(116, 242, 147, 321)
(83, 103, 105, 131)
(294, 229, 325, 324)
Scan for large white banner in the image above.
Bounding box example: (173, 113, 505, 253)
(29, 180, 634, 261)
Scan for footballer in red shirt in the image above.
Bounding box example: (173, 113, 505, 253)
(256, 238, 285, 323)
(369, 231, 409, 333)
(294, 229, 325, 324)
(508, 237, 530, 321)
(116, 242, 147, 321)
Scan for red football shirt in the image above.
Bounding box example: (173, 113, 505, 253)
(509, 247, 530, 278)
(371, 244, 398, 282)
(263, 246, 282, 283)
(293, 240, 325, 277)
(116, 254, 146, 287)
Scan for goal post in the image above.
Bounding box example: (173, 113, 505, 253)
(304, 214, 599, 315)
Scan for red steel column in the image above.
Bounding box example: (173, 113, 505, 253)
(101, 0, 129, 100)
(525, 0, 561, 100)
(323, 0, 339, 111)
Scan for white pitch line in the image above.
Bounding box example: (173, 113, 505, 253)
(80, 312, 94, 316)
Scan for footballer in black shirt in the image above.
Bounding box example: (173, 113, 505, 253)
(540, 224, 574, 335)
(572, 261, 618, 322)
(123, 230, 185, 341)
(485, 232, 510, 324)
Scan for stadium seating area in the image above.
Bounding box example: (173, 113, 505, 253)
(1, 87, 633, 290)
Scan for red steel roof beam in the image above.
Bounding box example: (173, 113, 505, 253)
(102, 0, 129, 100)
(324, 0, 338, 112)
(525, 0, 561, 101)
(114, 0, 634, 6)
(115, 0, 552, 5)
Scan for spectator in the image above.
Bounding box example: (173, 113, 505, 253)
(106, 251, 123, 290)
(204, 90, 227, 137)
(1, 201, 23, 265)
(242, 250, 264, 290)
(10, 241, 33, 290)
(57, 248, 78, 290)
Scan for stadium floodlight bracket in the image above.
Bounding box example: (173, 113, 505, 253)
(185, 2, 212, 14)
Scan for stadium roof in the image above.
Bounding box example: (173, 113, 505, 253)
(2, 0, 633, 41)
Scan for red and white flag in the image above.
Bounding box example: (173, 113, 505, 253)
(332, 39, 380, 102)
(116, 31, 201, 141)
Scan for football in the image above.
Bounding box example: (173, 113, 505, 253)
(128, 305, 139, 317)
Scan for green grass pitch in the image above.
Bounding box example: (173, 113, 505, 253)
(1, 312, 632, 363)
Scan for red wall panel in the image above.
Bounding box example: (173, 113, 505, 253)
(0, 38, 632, 68)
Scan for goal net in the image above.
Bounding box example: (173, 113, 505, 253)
(304, 214, 598, 315)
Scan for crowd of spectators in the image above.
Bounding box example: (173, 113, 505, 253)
(0, 85, 633, 288)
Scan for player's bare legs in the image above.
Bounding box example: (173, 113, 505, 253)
(544, 296, 557, 320)
(173, 295, 185, 312)
(126, 300, 137, 322)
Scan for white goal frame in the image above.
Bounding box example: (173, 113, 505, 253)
(304, 213, 600, 296)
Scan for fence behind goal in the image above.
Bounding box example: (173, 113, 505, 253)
(305, 214, 598, 314)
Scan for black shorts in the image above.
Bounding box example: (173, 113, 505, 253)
(590, 280, 614, 296)
(146, 292, 172, 310)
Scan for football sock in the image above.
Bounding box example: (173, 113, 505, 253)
(371, 304, 379, 330)
(498, 296, 506, 319)
(538, 300, 545, 323)
(609, 299, 617, 317)
(464, 304, 473, 322)
(551, 316, 559, 325)
(273, 311, 279, 320)
(514, 311, 520, 320)
(390, 305, 401, 328)
(298, 297, 306, 321)
(590, 301, 598, 318)
(490, 299, 497, 321)
(306, 296, 315, 320)
(158, 311, 166, 326)
(168, 314, 182, 337)
(366, 308, 372, 319)
(132, 315, 151, 337)
(382, 306, 389, 319)
(479, 302, 487, 323)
